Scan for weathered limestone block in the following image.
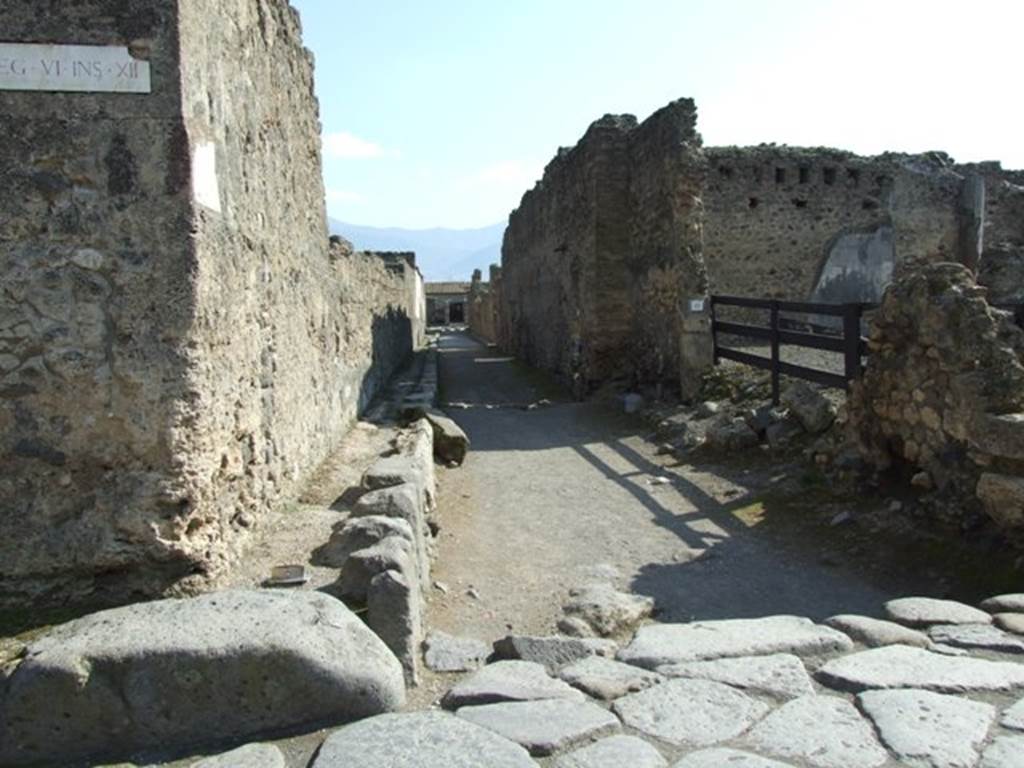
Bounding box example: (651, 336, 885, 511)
(0, 590, 405, 767)
(191, 743, 286, 768)
(317, 515, 415, 568)
(560, 583, 654, 637)
(339, 536, 415, 603)
(368, 568, 423, 686)
(781, 382, 837, 434)
(977, 473, 1024, 533)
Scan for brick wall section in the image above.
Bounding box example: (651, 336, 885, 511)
(0, 0, 424, 606)
(499, 99, 707, 392)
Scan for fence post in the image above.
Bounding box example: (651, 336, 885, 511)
(770, 300, 780, 405)
(843, 303, 862, 383)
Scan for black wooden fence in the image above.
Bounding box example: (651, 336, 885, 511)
(709, 296, 871, 404)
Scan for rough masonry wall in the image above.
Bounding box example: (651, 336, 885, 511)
(500, 100, 707, 392)
(467, 268, 498, 343)
(703, 147, 967, 312)
(0, 0, 424, 607)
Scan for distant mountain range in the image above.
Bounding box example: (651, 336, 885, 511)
(329, 219, 505, 282)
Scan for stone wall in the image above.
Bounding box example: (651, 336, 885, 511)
(703, 147, 971, 313)
(0, 0, 424, 606)
(467, 267, 498, 344)
(499, 99, 709, 395)
(847, 262, 1024, 543)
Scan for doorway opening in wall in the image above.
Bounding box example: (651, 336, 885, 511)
(449, 302, 465, 324)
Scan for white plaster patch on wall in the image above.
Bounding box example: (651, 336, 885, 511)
(192, 142, 222, 213)
(0, 43, 150, 93)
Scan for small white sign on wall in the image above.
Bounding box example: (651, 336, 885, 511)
(192, 142, 221, 213)
(688, 298, 707, 313)
(0, 43, 151, 93)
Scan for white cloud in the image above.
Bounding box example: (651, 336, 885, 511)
(325, 187, 364, 204)
(460, 160, 544, 189)
(323, 131, 397, 160)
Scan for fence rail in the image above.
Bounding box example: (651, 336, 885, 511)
(710, 295, 872, 404)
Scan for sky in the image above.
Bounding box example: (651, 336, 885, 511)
(291, 0, 1024, 230)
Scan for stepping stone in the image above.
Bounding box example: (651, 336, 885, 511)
(982, 594, 1024, 613)
(744, 695, 888, 768)
(996, 614, 1024, 636)
(673, 748, 796, 767)
(1003, 696, 1024, 730)
(0, 590, 405, 768)
(885, 597, 992, 627)
(441, 660, 584, 709)
(980, 736, 1024, 768)
(612, 678, 768, 748)
(928, 623, 1024, 654)
(494, 635, 616, 672)
(824, 614, 931, 648)
(456, 698, 620, 757)
(858, 688, 995, 768)
(560, 583, 655, 637)
(554, 735, 667, 768)
(658, 653, 814, 700)
(312, 711, 537, 767)
(192, 743, 285, 768)
(424, 631, 491, 672)
(617, 616, 852, 669)
(817, 645, 1024, 693)
(559, 656, 664, 700)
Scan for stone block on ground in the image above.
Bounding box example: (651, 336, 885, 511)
(858, 688, 995, 768)
(817, 645, 1024, 693)
(705, 417, 760, 451)
(1001, 696, 1024, 730)
(420, 408, 471, 465)
(338, 536, 415, 602)
(780, 381, 836, 434)
(493, 634, 616, 672)
(558, 655, 664, 700)
(983, 594, 1024, 613)
(980, 735, 1024, 768)
(560, 583, 654, 637)
(996, 614, 1024, 635)
(351, 483, 432, 591)
(423, 631, 491, 672)
(884, 597, 992, 627)
(0, 590, 405, 767)
(824, 614, 932, 648)
(317, 515, 414, 568)
(617, 616, 852, 669)
(554, 735, 667, 768)
(612, 678, 768, 748)
(456, 698, 620, 756)
(744, 695, 888, 768)
(657, 653, 814, 700)
(311, 711, 537, 768)
(928, 623, 1024, 654)
(191, 743, 285, 768)
(976, 473, 1024, 532)
(673, 748, 796, 767)
(367, 568, 422, 686)
(441, 660, 584, 709)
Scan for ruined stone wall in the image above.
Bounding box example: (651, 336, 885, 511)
(965, 162, 1024, 304)
(0, 0, 424, 606)
(847, 262, 1024, 543)
(703, 147, 966, 311)
(500, 100, 707, 392)
(467, 268, 498, 343)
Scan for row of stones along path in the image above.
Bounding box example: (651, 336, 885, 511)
(366, 331, 1024, 768)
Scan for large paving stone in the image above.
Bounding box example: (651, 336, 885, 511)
(617, 616, 852, 669)
(612, 678, 768, 748)
(312, 711, 537, 768)
(818, 645, 1024, 693)
(980, 736, 1024, 768)
(456, 698, 620, 756)
(744, 695, 888, 768)
(0, 590, 404, 767)
(554, 735, 667, 768)
(441, 660, 584, 709)
(928, 623, 1024, 654)
(673, 748, 796, 767)
(858, 688, 995, 768)
(191, 743, 286, 768)
(560, 583, 654, 637)
(885, 597, 992, 627)
(493, 634, 616, 672)
(558, 655, 664, 700)
(658, 653, 814, 700)
(424, 630, 491, 673)
(996, 614, 1024, 636)
(824, 613, 932, 648)
(1003, 695, 1024, 730)
(983, 594, 1024, 613)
